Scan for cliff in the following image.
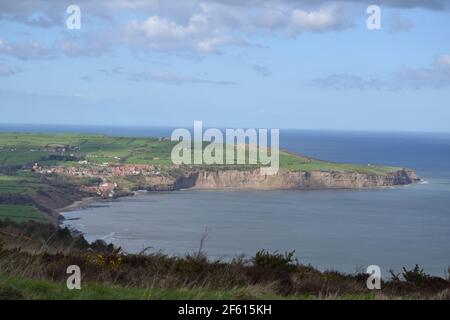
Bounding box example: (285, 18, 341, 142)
(188, 168, 418, 190)
(26, 167, 419, 221)
(135, 168, 419, 191)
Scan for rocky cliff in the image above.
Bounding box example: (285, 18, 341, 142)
(46, 167, 418, 219)
(183, 168, 419, 190)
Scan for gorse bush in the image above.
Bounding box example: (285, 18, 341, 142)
(0, 285, 25, 300)
(402, 264, 430, 285)
(252, 250, 297, 271)
(89, 239, 119, 254)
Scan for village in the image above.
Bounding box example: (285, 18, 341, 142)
(31, 162, 163, 199)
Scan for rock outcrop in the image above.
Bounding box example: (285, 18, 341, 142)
(35, 162, 419, 192)
(67, 166, 419, 192)
(182, 168, 419, 190)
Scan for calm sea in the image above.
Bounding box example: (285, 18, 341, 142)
(2, 124, 449, 276)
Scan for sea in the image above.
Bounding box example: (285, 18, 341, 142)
(2, 124, 449, 276)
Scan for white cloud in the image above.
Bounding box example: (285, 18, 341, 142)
(0, 1, 449, 56)
(123, 3, 353, 53)
(126, 14, 219, 52)
(435, 54, 450, 67)
(0, 37, 54, 60)
(100, 67, 236, 85)
(311, 54, 450, 90)
(389, 54, 450, 89)
(291, 5, 348, 32)
(123, 3, 248, 54)
(254, 3, 353, 36)
(1, 1, 449, 28)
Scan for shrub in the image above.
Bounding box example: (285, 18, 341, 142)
(88, 239, 118, 254)
(252, 250, 297, 271)
(0, 286, 25, 300)
(402, 264, 430, 285)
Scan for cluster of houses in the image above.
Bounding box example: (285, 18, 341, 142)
(31, 163, 165, 198)
(109, 164, 161, 176)
(81, 182, 118, 199)
(32, 163, 162, 178)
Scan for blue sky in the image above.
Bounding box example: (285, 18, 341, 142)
(0, 0, 450, 132)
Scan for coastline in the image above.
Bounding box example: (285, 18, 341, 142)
(56, 173, 420, 216)
(56, 179, 420, 237)
(51, 166, 420, 232)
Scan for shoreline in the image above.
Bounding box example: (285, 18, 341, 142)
(53, 167, 421, 231)
(57, 181, 419, 235)
(57, 197, 98, 214)
(57, 179, 421, 217)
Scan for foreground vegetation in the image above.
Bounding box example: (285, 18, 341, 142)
(2, 274, 372, 300)
(0, 220, 448, 300)
(0, 274, 299, 300)
(0, 205, 46, 223)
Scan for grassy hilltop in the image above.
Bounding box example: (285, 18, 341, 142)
(0, 132, 401, 171)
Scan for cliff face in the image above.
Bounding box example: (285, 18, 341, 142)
(177, 168, 419, 190)
(43, 166, 418, 218)
(130, 173, 198, 191)
(35, 166, 419, 206)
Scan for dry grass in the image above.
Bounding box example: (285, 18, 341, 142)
(0, 220, 449, 300)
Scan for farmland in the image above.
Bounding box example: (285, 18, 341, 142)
(0, 205, 46, 223)
(0, 133, 176, 167)
(0, 133, 401, 172)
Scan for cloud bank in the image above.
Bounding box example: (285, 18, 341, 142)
(1, 0, 447, 57)
(311, 55, 450, 90)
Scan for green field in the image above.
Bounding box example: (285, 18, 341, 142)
(0, 205, 46, 223)
(0, 133, 401, 173)
(0, 133, 177, 167)
(279, 151, 400, 174)
(0, 172, 44, 196)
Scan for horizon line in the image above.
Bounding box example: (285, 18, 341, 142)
(0, 123, 449, 135)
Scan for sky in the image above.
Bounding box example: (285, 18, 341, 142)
(0, 0, 449, 132)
